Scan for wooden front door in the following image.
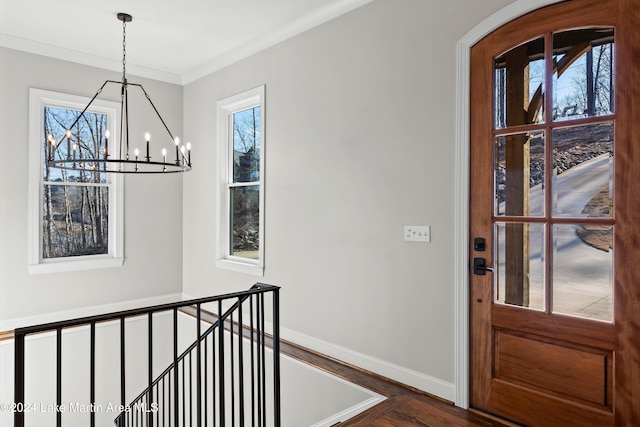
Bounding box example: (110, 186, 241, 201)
(469, 0, 640, 425)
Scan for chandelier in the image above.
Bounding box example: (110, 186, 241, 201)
(47, 13, 192, 173)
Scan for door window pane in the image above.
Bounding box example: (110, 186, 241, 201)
(553, 224, 612, 321)
(552, 123, 613, 217)
(495, 222, 545, 310)
(553, 29, 614, 121)
(495, 131, 545, 217)
(495, 37, 545, 129)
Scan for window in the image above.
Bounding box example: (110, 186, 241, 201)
(216, 86, 265, 275)
(28, 89, 123, 274)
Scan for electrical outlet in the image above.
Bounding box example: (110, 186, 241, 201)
(404, 225, 431, 242)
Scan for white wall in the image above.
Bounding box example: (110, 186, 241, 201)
(182, 0, 514, 400)
(0, 48, 185, 326)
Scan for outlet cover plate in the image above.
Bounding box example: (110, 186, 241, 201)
(404, 225, 431, 242)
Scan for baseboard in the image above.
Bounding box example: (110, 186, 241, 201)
(311, 396, 385, 427)
(0, 292, 188, 331)
(171, 294, 456, 402)
(280, 327, 456, 402)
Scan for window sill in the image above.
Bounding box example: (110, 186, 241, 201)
(216, 258, 264, 277)
(28, 257, 124, 275)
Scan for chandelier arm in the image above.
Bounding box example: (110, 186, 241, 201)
(131, 83, 176, 142)
(122, 83, 130, 160)
(50, 81, 109, 159)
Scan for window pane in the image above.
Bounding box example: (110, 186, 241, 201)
(495, 37, 545, 129)
(230, 185, 260, 259)
(44, 106, 107, 184)
(42, 184, 109, 258)
(495, 131, 545, 217)
(552, 122, 613, 217)
(233, 107, 261, 183)
(553, 224, 612, 321)
(495, 222, 545, 310)
(553, 28, 614, 121)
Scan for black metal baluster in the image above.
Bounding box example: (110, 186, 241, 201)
(250, 294, 256, 426)
(212, 315, 216, 425)
(182, 359, 186, 427)
(161, 377, 165, 427)
(155, 375, 159, 426)
(230, 309, 235, 427)
(238, 298, 245, 426)
(272, 289, 281, 427)
(173, 308, 179, 427)
(90, 322, 96, 427)
(256, 294, 262, 426)
(189, 352, 193, 426)
(57, 328, 62, 427)
(14, 331, 24, 427)
(196, 304, 202, 427)
(218, 300, 225, 426)
(168, 359, 172, 427)
(148, 312, 154, 427)
(203, 334, 208, 426)
(260, 292, 266, 427)
(121, 318, 126, 417)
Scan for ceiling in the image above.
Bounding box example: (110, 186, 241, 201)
(0, 0, 373, 85)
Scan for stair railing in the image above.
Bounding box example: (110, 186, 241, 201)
(14, 283, 281, 427)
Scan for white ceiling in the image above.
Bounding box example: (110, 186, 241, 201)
(0, 0, 373, 85)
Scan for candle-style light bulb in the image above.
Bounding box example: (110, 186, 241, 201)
(186, 142, 192, 166)
(65, 130, 72, 159)
(104, 130, 110, 158)
(46, 134, 54, 160)
(49, 137, 56, 160)
(145, 132, 150, 161)
(174, 137, 180, 164)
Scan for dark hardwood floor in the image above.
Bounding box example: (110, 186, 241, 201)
(280, 339, 517, 427)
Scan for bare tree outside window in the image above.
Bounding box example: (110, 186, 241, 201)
(230, 106, 261, 259)
(42, 106, 110, 258)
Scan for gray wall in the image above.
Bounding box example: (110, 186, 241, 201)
(0, 48, 185, 322)
(182, 0, 514, 398)
(0, 0, 520, 404)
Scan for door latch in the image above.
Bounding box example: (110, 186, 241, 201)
(473, 257, 494, 275)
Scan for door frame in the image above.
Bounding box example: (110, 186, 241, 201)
(452, 0, 564, 409)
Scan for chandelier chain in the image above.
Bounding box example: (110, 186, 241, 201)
(122, 19, 127, 82)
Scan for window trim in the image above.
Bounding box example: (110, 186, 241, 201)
(28, 88, 124, 274)
(216, 85, 265, 276)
